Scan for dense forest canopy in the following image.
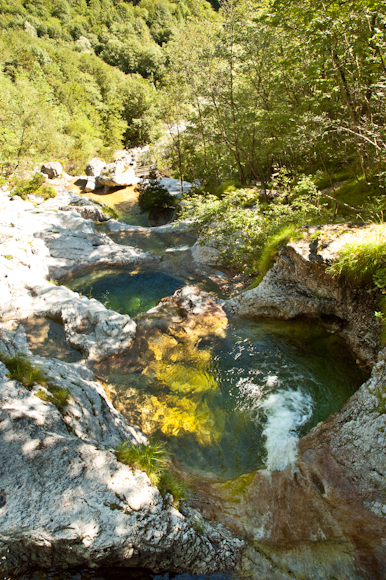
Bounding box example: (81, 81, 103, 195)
(0, 0, 385, 193)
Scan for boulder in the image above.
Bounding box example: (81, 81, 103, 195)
(86, 158, 106, 177)
(98, 160, 139, 188)
(84, 176, 96, 192)
(68, 204, 110, 222)
(41, 161, 63, 179)
(190, 242, 221, 267)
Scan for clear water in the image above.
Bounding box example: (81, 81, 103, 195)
(91, 316, 368, 480)
(65, 269, 185, 318)
(64, 268, 223, 318)
(107, 229, 196, 255)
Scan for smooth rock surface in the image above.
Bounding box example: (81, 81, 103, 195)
(98, 161, 139, 188)
(86, 158, 107, 177)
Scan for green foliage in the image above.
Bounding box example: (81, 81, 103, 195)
(37, 184, 57, 199)
(158, 470, 188, 504)
(371, 383, 386, 414)
(3, 254, 13, 260)
(328, 230, 386, 343)
(91, 200, 118, 219)
(9, 173, 56, 200)
(136, 170, 175, 213)
(115, 439, 188, 504)
(180, 180, 327, 274)
(0, 351, 70, 411)
(0, 352, 47, 389)
(115, 439, 169, 486)
(253, 225, 303, 286)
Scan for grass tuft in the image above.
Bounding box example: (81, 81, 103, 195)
(247, 225, 302, 290)
(0, 352, 70, 412)
(328, 238, 386, 283)
(159, 470, 189, 504)
(3, 254, 13, 260)
(115, 440, 189, 505)
(0, 352, 47, 389)
(115, 440, 169, 486)
(35, 386, 70, 413)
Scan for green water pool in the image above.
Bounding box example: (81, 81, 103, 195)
(92, 315, 368, 480)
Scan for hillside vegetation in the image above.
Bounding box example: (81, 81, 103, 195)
(0, 0, 216, 171)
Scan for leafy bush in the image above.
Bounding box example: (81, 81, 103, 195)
(136, 170, 176, 213)
(10, 173, 46, 200)
(179, 179, 328, 274)
(37, 184, 57, 199)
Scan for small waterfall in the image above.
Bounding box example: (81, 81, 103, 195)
(261, 389, 313, 471)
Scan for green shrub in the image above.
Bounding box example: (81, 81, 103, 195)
(37, 184, 57, 199)
(10, 173, 46, 200)
(136, 170, 176, 213)
(3, 254, 13, 260)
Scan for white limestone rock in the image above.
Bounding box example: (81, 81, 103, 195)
(86, 158, 106, 177)
(0, 326, 243, 575)
(98, 160, 139, 187)
(41, 161, 63, 179)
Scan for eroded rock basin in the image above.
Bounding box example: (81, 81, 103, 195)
(90, 313, 367, 480)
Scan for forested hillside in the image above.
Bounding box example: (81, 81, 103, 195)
(0, 0, 217, 171)
(1, 0, 385, 200)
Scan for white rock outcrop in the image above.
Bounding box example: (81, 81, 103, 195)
(86, 158, 107, 177)
(98, 161, 139, 188)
